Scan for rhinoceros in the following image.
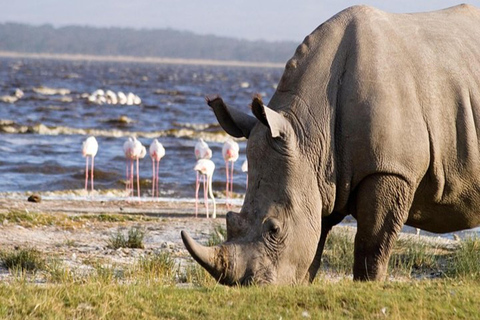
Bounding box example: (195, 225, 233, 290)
(181, 4, 480, 285)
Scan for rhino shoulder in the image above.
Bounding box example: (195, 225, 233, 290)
(442, 3, 480, 15)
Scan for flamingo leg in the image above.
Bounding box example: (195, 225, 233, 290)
(151, 159, 155, 197)
(208, 174, 216, 219)
(136, 158, 140, 198)
(125, 160, 129, 195)
(85, 156, 89, 190)
(130, 159, 134, 197)
(204, 174, 209, 218)
(156, 159, 160, 198)
(195, 171, 200, 218)
(91, 156, 95, 192)
(230, 161, 234, 203)
(225, 160, 230, 208)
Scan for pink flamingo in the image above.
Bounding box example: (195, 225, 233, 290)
(135, 140, 146, 198)
(82, 136, 98, 192)
(149, 139, 165, 198)
(123, 137, 135, 196)
(194, 139, 212, 216)
(194, 159, 216, 218)
(123, 137, 145, 198)
(222, 138, 239, 208)
(241, 159, 248, 190)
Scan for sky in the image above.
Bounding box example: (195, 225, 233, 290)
(1, 0, 479, 42)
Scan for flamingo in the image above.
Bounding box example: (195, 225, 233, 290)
(105, 90, 118, 105)
(149, 139, 165, 198)
(126, 92, 136, 105)
(222, 138, 239, 208)
(194, 139, 212, 216)
(134, 139, 146, 198)
(82, 136, 98, 192)
(194, 159, 216, 218)
(123, 137, 135, 196)
(117, 91, 127, 105)
(195, 138, 212, 160)
(124, 137, 145, 198)
(241, 159, 248, 189)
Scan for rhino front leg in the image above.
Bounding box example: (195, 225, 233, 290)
(306, 211, 346, 282)
(353, 174, 413, 281)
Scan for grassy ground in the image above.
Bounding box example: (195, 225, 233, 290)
(0, 278, 479, 319)
(1, 207, 479, 319)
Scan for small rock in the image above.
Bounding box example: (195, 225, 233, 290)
(27, 194, 41, 203)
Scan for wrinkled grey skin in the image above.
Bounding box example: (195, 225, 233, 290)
(181, 4, 480, 285)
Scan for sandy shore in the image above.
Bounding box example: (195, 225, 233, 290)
(0, 194, 460, 283)
(0, 51, 284, 68)
(0, 195, 236, 281)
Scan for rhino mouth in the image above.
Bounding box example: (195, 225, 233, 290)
(181, 230, 278, 286)
(181, 230, 236, 284)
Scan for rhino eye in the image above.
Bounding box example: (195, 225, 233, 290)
(263, 218, 281, 236)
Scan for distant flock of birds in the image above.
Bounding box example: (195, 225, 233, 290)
(86, 89, 142, 105)
(0, 88, 142, 106)
(82, 136, 248, 219)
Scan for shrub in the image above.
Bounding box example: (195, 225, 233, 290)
(108, 226, 145, 249)
(137, 252, 177, 283)
(206, 225, 226, 246)
(0, 247, 45, 272)
(446, 236, 480, 279)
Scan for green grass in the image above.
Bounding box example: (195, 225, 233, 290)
(206, 225, 227, 246)
(0, 236, 479, 319)
(0, 278, 479, 319)
(71, 213, 151, 223)
(135, 252, 178, 283)
(0, 247, 46, 272)
(107, 226, 146, 249)
(446, 236, 480, 279)
(322, 230, 355, 275)
(322, 231, 455, 279)
(0, 210, 58, 228)
(0, 210, 152, 229)
(1, 217, 479, 319)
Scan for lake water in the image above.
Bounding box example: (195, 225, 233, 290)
(0, 56, 478, 239)
(0, 57, 282, 198)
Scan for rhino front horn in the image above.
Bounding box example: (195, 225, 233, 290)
(181, 230, 228, 281)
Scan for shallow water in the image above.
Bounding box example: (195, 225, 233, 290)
(0, 57, 282, 197)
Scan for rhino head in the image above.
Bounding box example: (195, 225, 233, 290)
(181, 95, 325, 285)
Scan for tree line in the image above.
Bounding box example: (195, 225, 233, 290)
(0, 22, 298, 63)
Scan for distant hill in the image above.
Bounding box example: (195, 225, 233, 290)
(0, 22, 298, 63)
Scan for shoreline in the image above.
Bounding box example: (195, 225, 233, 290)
(0, 195, 462, 286)
(0, 51, 285, 68)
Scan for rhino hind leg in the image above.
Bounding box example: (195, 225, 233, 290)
(353, 174, 413, 281)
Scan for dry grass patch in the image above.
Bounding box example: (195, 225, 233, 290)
(0, 247, 46, 272)
(107, 226, 146, 249)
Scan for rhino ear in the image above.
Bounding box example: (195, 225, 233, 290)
(206, 96, 256, 138)
(251, 95, 290, 138)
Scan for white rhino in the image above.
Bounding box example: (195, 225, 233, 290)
(182, 4, 480, 284)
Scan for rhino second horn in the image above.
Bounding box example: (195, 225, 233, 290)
(181, 230, 223, 278)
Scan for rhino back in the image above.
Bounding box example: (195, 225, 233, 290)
(271, 5, 480, 230)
